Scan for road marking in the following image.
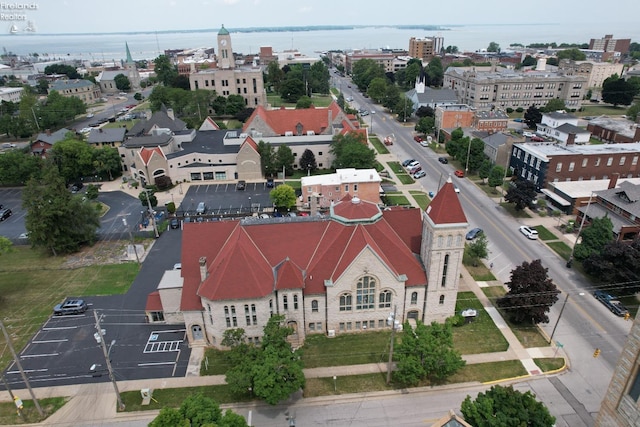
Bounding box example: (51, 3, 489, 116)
(42, 326, 78, 331)
(6, 369, 48, 374)
(138, 362, 176, 366)
(32, 339, 68, 344)
(144, 340, 182, 353)
(20, 353, 59, 358)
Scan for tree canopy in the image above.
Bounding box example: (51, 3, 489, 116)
(498, 259, 559, 324)
(504, 178, 537, 211)
(114, 73, 131, 91)
(602, 75, 639, 107)
(149, 393, 248, 427)
(556, 48, 587, 61)
(583, 238, 640, 292)
(461, 385, 556, 427)
(523, 105, 542, 129)
(22, 165, 100, 256)
(351, 59, 386, 92)
(393, 320, 466, 386)
(573, 216, 614, 262)
(299, 148, 317, 172)
(270, 184, 297, 209)
(330, 133, 376, 170)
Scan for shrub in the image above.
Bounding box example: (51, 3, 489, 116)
(506, 107, 514, 114)
(515, 107, 524, 113)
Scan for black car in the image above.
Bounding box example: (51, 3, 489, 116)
(236, 180, 246, 190)
(0, 208, 11, 221)
(402, 159, 416, 167)
(438, 157, 448, 164)
(465, 228, 483, 240)
(266, 178, 275, 188)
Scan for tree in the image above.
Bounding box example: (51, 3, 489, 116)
(114, 73, 131, 91)
(477, 159, 492, 183)
(415, 106, 435, 118)
(51, 136, 95, 184)
(270, 184, 296, 209)
(415, 116, 435, 135)
(351, 59, 386, 92)
(257, 140, 278, 177)
(602, 75, 637, 107)
(523, 105, 542, 129)
(573, 216, 614, 262)
(44, 64, 81, 79)
(461, 385, 555, 427)
(299, 149, 317, 172)
(466, 234, 489, 265)
(394, 320, 465, 386)
(395, 95, 414, 122)
(542, 98, 566, 113)
(0, 149, 43, 185)
(425, 57, 444, 87)
(556, 48, 587, 61)
(139, 189, 158, 208)
(153, 54, 178, 87)
(487, 42, 500, 53)
(330, 133, 376, 170)
(382, 84, 401, 110)
(504, 178, 537, 211)
(627, 102, 640, 122)
(93, 147, 121, 181)
(225, 94, 247, 116)
(275, 145, 295, 175)
(498, 259, 559, 324)
(583, 239, 640, 291)
(521, 55, 536, 67)
(367, 77, 388, 103)
(487, 165, 505, 190)
(0, 236, 12, 256)
(22, 165, 100, 256)
(308, 61, 330, 94)
(266, 60, 284, 93)
(279, 74, 305, 103)
(85, 184, 99, 200)
(148, 393, 248, 427)
(295, 95, 313, 109)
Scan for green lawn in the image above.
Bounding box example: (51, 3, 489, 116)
(546, 241, 573, 261)
(579, 104, 627, 117)
(302, 331, 391, 368)
(385, 194, 411, 206)
(0, 246, 140, 370)
(454, 292, 509, 354)
(266, 94, 334, 108)
(499, 202, 532, 218)
(0, 397, 67, 425)
(369, 136, 390, 154)
(534, 225, 557, 241)
(409, 191, 430, 210)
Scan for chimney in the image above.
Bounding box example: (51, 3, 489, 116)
(634, 125, 640, 142)
(608, 173, 620, 189)
(199, 257, 208, 282)
(45, 129, 51, 136)
(566, 133, 576, 146)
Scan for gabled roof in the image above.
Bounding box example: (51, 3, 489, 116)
(139, 147, 166, 165)
(50, 79, 94, 91)
(179, 201, 427, 307)
(87, 127, 127, 144)
(34, 128, 71, 145)
(426, 180, 468, 226)
(198, 116, 220, 131)
(127, 108, 186, 137)
(555, 123, 590, 134)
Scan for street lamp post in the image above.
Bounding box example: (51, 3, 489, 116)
(386, 305, 399, 384)
(465, 139, 472, 174)
(142, 188, 160, 238)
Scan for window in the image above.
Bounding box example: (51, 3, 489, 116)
(283, 295, 288, 310)
(311, 300, 318, 312)
(379, 290, 392, 308)
(356, 321, 361, 329)
(345, 184, 349, 192)
(224, 306, 231, 327)
(568, 162, 574, 172)
(582, 158, 588, 167)
(354, 184, 358, 192)
(339, 322, 345, 331)
(230, 305, 237, 327)
(293, 294, 299, 310)
(346, 322, 352, 330)
(556, 163, 562, 172)
(245, 304, 251, 326)
(607, 157, 613, 166)
(595, 157, 601, 167)
(633, 156, 638, 166)
(411, 292, 418, 305)
(441, 254, 449, 287)
(378, 319, 385, 328)
(620, 156, 626, 166)
(356, 276, 376, 309)
(309, 323, 315, 331)
(269, 299, 273, 316)
(439, 295, 445, 305)
(339, 293, 352, 311)
(207, 304, 213, 324)
(251, 304, 257, 325)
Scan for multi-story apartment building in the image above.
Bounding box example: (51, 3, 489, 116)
(344, 50, 395, 74)
(510, 141, 640, 190)
(408, 36, 444, 61)
(300, 168, 382, 209)
(472, 110, 509, 133)
(558, 59, 624, 89)
(189, 26, 266, 108)
(589, 34, 631, 56)
(0, 87, 22, 103)
(443, 66, 588, 110)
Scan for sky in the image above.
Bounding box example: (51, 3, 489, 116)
(7, 0, 639, 34)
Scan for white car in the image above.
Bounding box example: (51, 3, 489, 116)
(79, 127, 92, 134)
(519, 225, 538, 240)
(523, 131, 535, 138)
(420, 140, 429, 147)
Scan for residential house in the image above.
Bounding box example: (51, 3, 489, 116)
(474, 131, 516, 167)
(145, 182, 468, 347)
(536, 111, 591, 145)
(299, 168, 382, 210)
(49, 79, 102, 104)
(588, 117, 640, 144)
(30, 128, 72, 158)
(188, 26, 267, 108)
(87, 127, 127, 148)
(547, 175, 640, 215)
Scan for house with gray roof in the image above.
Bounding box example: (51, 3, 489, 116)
(536, 111, 591, 144)
(406, 71, 458, 115)
(473, 131, 515, 166)
(49, 79, 101, 104)
(87, 127, 127, 148)
(127, 106, 187, 137)
(30, 128, 73, 158)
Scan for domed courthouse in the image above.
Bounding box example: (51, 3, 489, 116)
(146, 182, 468, 348)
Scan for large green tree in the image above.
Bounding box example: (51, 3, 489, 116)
(487, 165, 505, 190)
(461, 385, 555, 427)
(425, 57, 444, 87)
(573, 216, 614, 261)
(556, 48, 587, 61)
(270, 184, 297, 209)
(149, 393, 248, 427)
(299, 149, 317, 172)
(351, 59, 386, 92)
(153, 54, 178, 87)
(504, 178, 537, 211)
(497, 259, 560, 324)
(93, 147, 121, 181)
(266, 60, 284, 93)
(308, 61, 330, 94)
(602, 75, 638, 107)
(541, 98, 566, 113)
(583, 239, 640, 292)
(275, 145, 295, 175)
(22, 165, 100, 256)
(0, 149, 43, 185)
(394, 320, 465, 386)
(330, 133, 376, 169)
(257, 141, 278, 177)
(367, 77, 388, 103)
(523, 105, 542, 129)
(114, 73, 131, 91)
(51, 135, 96, 184)
(415, 116, 435, 135)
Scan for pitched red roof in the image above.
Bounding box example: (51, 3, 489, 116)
(145, 291, 162, 311)
(331, 195, 381, 222)
(425, 180, 468, 225)
(139, 147, 165, 165)
(179, 207, 427, 306)
(242, 135, 259, 152)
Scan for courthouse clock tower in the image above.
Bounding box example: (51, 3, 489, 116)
(217, 25, 234, 70)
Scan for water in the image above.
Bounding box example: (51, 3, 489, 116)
(1, 22, 638, 61)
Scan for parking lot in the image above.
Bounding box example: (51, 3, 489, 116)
(177, 181, 280, 217)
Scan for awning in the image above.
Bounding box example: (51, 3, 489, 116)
(541, 189, 570, 207)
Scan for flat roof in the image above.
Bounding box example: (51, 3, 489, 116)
(515, 142, 640, 159)
(551, 177, 640, 198)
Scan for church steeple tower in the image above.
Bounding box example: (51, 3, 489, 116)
(217, 25, 234, 70)
(125, 42, 134, 64)
(420, 178, 468, 323)
(123, 42, 141, 91)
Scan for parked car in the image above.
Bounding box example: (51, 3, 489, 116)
(0, 208, 11, 221)
(531, 136, 544, 142)
(236, 180, 246, 190)
(407, 163, 421, 173)
(454, 170, 464, 178)
(513, 118, 523, 122)
(170, 218, 179, 229)
(266, 178, 275, 188)
(196, 202, 206, 214)
(593, 290, 629, 317)
(173, 263, 182, 270)
(454, 185, 460, 193)
(410, 166, 422, 174)
(523, 131, 535, 137)
(414, 135, 423, 143)
(465, 228, 483, 240)
(420, 140, 429, 147)
(402, 159, 416, 167)
(53, 299, 88, 316)
(413, 170, 427, 179)
(438, 157, 448, 164)
(519, 225, 538, 240)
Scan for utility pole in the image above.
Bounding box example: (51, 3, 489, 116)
(2, 374, 24, 420)
(93, 311, 125, 411)
(386, 305, 398, 384)
(122, 218, 140, 264)
(549, 293, 569, 344)
(0, 320, 44, 417)
(568, 192, 594, 268)
(142, 188, 159, 238)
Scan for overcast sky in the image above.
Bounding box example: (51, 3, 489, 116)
(11, 0, 640, 34)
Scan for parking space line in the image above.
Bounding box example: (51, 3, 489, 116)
(6, 369, 48, 374)
(32, 339, 68, 344)
(138, 362, 176, 366)
(21, 353, 59, 358)
(42, 326, 78, 331)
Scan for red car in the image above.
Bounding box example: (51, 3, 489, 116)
(531, 136, 544, 142)
(454, 170, 464, 178)
(414, 135, 423, 143)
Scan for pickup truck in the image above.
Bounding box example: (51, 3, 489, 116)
(593, 290, 629, 317)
